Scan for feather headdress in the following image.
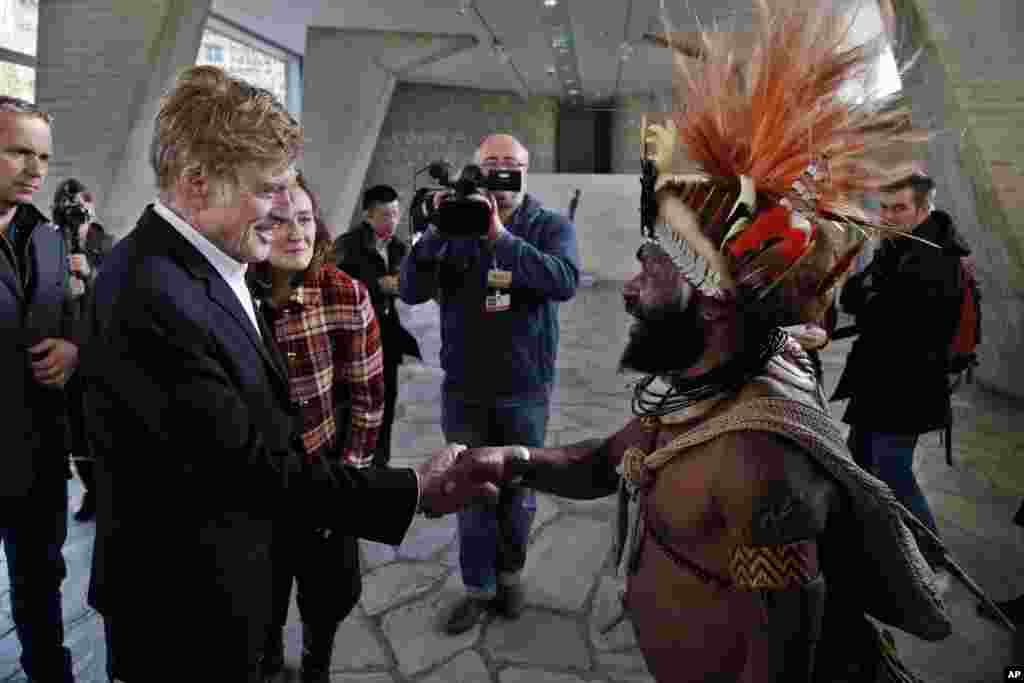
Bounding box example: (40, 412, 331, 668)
(644, 0, 930, 326)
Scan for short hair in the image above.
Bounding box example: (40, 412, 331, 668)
(363, 184, 399, 211)
(151, 65, 302, 193)
(880, 172, 936, 210)
(0, 96, 52, 124)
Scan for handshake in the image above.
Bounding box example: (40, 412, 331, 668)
(414, 443, 529, 517)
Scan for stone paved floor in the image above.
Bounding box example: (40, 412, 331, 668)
(2, 279, 1022, 682)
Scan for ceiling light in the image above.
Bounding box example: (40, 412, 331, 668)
(568, 88, 580, 95)
(546, 65, 557, 75)
(619, 41, 634, 60)
(543, 0, 558, 6)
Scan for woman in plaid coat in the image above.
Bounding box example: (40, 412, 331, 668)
(250, 172, 386, 683)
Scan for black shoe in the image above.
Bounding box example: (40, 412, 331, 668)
(495, 582, 526, 619)
(300, 622, 338, 683)
(977, 595, 1024, 627)
(74, 491, 95, 522)
(443, 596, 489, 635)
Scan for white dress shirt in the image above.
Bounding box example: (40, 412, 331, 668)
(153, 200, 261, 338)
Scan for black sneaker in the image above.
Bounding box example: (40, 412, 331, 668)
(259, 632, 285, 680)
(495, 582, 526, 619)
(443, 596, 489, 635)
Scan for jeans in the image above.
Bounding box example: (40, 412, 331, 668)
(0, 475, 73, 682)
(847, 427, 940, 535)
(443, 389, 550, 598)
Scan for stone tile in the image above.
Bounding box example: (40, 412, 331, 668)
(930, 490, 1023, 545)
(523, 516, 614, 612)
(361, 540, 398, 572)
(330, 673, 396, 683)
(439, 539, 460, 569)
(589, 576, 637, 652)
(401, 400, 444, 426)
(329, 616, 391, 671)
(65, 613, 107, 682)
(379, 573, 482, 677)
(596, 651, 655, 683)
(561, 494, 618, 520)
(532, 493, 561, 534)
(498, 667, 589, 683)
(361, 562, 448, 616)
(420, 650, 490, 683)
(484, 608, 590, 670)
(396, 513, 458, 561)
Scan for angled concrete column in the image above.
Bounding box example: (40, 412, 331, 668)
(302, 29, 477, 236)
(34, 0, 212, 238)
(886, 0, 1024, 398)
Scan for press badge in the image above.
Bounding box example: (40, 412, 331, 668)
(487, 268, 512, 289)
(485, 266, 511, 313)
(485, 290, 511, 313)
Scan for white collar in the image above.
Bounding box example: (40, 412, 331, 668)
(153, 200, 248, 283)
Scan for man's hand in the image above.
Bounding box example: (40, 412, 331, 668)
(465, 193, 506, 244)
(785, 323, 829, 351)
(68, 253, 91, 279)
(28, 338, 79, 388)
(416, 443, 512, 517)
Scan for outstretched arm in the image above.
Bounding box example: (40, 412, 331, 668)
(445, 417, 658, 501)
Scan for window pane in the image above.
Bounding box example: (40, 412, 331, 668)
(0, 0, 37, 57)
(0, 60, 34, 101)
(196, 29, 287, 106)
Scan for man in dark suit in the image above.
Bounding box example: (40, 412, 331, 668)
(81, 66, 497, 683)
(0, 96, 81, 683)
(334, 184, 422, 466)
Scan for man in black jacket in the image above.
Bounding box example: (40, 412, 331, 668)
(832, 172, 968, 536)
(0, 96, 82, 683)
(334, 184, 421, 466)
(52, 177, 113, 522)
(81, 67, 498, 683)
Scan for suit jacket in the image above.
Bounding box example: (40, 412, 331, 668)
(334, 222, 421, 367)
(1, 203, 81, 498)
(82, 206, 419, 681)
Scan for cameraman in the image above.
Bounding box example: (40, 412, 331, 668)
(52, 178, 112, 522)
(400, 133, 579, 634)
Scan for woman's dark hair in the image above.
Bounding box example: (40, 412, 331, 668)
(296, 171, 334, 275)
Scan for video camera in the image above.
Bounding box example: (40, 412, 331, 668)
(61, 198, 92, 228)
(409, 161, 521, 238)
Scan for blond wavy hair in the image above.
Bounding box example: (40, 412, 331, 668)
(151, 65, 302, 196)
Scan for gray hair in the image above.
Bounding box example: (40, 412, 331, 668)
(0, 96, 52, 124)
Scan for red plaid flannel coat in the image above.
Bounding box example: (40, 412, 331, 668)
(265, 263, 385, 467)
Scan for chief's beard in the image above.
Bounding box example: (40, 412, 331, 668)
(619, 301, 706, 375)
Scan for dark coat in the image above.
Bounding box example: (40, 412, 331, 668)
(831, 210, 968, 434)
(333, 222, 421, 367)
(1, 203, 81, 499)
(81, 207, 419, 681)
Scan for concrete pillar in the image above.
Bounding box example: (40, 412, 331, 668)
(301, 28, 477, 236)
(887, 0, 1024, 398)
(35, 0, 212, 238)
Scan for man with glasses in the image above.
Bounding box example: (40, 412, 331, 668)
(400, 133, 580, 634)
